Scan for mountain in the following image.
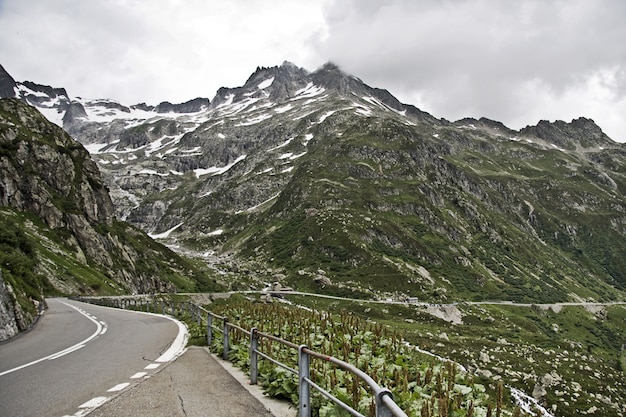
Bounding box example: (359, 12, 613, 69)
(0, 97, 222, 340)
(2, 61, 625, 304)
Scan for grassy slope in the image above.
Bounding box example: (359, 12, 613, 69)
(282, 294, 626, 417)
(220, 112, 626, 304)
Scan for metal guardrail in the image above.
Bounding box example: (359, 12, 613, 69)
(75, 296, 408, 417)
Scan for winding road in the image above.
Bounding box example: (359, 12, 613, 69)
(0, 298, 186, 417)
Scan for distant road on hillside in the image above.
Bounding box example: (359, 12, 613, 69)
(0, 298, 185, 417)
(187, 290, 626, 308)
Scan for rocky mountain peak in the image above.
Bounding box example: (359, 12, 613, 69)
(0, 64, 17, 98)
(154, 97, 210, 113)
(520, 117, 612, 149)
(311, 61, 362, 94)
(211, 61, 310, 107)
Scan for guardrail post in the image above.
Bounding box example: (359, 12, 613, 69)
(298, 345, 311, 417)
(222, 317, 229, 360)
(250, 328, 258, 385)
(375, 389, 394, 417)
(207, 313, 213, 348)
(196, 306, 201, 326)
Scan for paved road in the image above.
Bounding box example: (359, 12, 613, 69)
(0, 298, 186, 417)
(88, 347, 288, 417)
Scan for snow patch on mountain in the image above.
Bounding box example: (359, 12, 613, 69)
(257, 77, 274, 89)
(241, 193, 280, 213)
(274, 104, 294, 113)
(149, 222, 183, 239)
(35, 106, 65, 127)
(194, 154, 247, 178)
(278, 152, 307, 160)
(269, 137, 294, 150)
(291, 83, 325, 100)
(236, 113, 273, 126)
(84, 143, 109, 154)
(15, 84, 66, 126)
(138, 169, 170, 177)
(318, 110, 335, 123)
(356, 107, 373, 117)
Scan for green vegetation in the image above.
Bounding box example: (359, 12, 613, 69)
(0, 207, 118, 297)
(0, 206, 224, 305)
(201, 296, 519, 417)
(211, 112, 626, 305)
(89, 292, 625, 417)
(278, 294, 626, 417)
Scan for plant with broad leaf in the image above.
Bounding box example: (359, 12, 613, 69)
(203, 300, 522, 417)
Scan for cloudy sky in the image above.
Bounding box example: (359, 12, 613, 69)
(1, 0, 625, 141)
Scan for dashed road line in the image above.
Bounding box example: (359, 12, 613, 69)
(0, 301, 103, 377)
(79, 396, 109, 408)
(107, 382, 130, 392)
(62, 302, 188, 417)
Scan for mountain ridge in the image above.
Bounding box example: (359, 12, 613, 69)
(1, 61, 624, 305)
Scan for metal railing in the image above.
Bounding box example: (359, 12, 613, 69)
(75, 296, 408, 417)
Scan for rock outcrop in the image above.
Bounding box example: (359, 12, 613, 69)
(0, 98, 220, 339)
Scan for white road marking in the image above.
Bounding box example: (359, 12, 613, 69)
(107, 382, 130, 392)
(85, 303, 188, 363)
(79, 396, 109, 408)
(54, 300, 188, 416)
(0, 301, 104, 377)
(47, 344, 85, 360)
(155, 318, 187, 362)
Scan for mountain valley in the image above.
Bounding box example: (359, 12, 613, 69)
(1, 61, 625, 416)
(4, 62, 624, 303)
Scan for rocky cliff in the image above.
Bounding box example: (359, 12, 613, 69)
(0, 98, 221, 340)
(0, 269, 37, 341)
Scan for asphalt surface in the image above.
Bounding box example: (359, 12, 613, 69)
(88, 346, 296, 417)
(0, 298, 295, 417)
(0, 298, 184, 417)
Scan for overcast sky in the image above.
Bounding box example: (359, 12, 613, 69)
(1, 0, 625, 142)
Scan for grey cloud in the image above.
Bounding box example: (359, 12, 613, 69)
(313, 0, 626, 137)
(1, 0, 625, 140)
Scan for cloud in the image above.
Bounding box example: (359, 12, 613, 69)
(0, 0, 625, 141)
(311, 0, 626, 140)
(0, 0, 329, 104)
